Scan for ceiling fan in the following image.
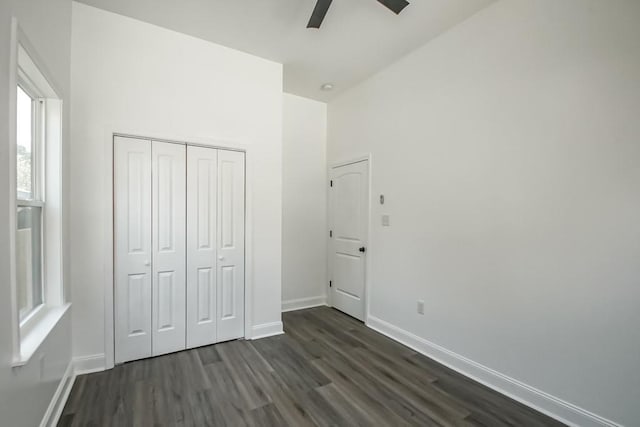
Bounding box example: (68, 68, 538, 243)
(307, 0, 410, 29)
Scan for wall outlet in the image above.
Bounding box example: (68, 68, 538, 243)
(417, 300, 425, 315)
(382, 214, 390, 227)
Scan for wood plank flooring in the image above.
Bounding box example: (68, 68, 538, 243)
(59, 307, 564, 426)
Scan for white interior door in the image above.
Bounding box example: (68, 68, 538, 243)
(186, 146, 218, 348)
(151, 141, 187, 356)
(217, 150, 245, 341)
(114, 136, 152, 364)
(329, 160, 369, 321)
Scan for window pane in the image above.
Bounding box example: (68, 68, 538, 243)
(17, 86, 33, 200)
(17, 206, 43, 321)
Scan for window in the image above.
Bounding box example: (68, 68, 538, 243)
(16, 83, 45, 323)
(11, 38, 67, 366)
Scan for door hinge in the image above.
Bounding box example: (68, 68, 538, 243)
(330, 180, 333, 187)
(329, 230, 332, 238)
(329, 280, 332, 288)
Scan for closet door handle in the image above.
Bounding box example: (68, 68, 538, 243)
(144, 260, 151, 266)
(218, 256, 224, 261)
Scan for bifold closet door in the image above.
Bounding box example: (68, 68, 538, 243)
(216, 149, 245, 342)
(115, 137, 243, 362)
(114, 136, 152, 364)
(186, 146, 218, 348)
(151, 141, 187, 356)
(187, 147, 245, 345)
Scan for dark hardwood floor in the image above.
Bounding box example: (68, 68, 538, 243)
(59, 307, 564, 426)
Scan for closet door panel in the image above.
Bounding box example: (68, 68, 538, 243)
(186, 146, 218, 348)
(152, 141, 187, 356)
(114, 136, 152, 364)
(217, 150, 245, 341)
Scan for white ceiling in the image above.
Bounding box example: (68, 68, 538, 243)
(76, 0, 495, 101)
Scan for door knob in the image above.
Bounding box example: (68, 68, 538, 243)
(359, 247, 366, 253)
(144, 260, 151, 266)
(218, 256, 224, 260)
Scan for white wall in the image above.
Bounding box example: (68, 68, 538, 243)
(328, 0, 640, 425)
(282, 94, 328, 310)
(70, 2, 283, 365)
(0, 0, 73, 426)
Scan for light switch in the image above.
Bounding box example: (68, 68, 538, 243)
(382, 215, 390, 227)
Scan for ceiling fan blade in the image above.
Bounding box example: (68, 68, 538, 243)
(307, 0, 333, 29)
(377, 0, 410, 15)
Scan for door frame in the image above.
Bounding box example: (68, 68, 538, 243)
(103, 130, 253, 370)
(327, 154, 372, 323)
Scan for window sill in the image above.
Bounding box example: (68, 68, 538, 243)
(12, 303, 71, 368)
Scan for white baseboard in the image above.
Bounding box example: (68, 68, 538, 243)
(282, 295, 327, 312)
(40, 353, 107, 427)
(40, 361, 75, 427)
(73, 353, 107, 375)
(251, 321, 284, 339)
(366, 316, 621, 427)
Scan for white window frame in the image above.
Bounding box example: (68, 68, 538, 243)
(9, 19, 69, 367)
